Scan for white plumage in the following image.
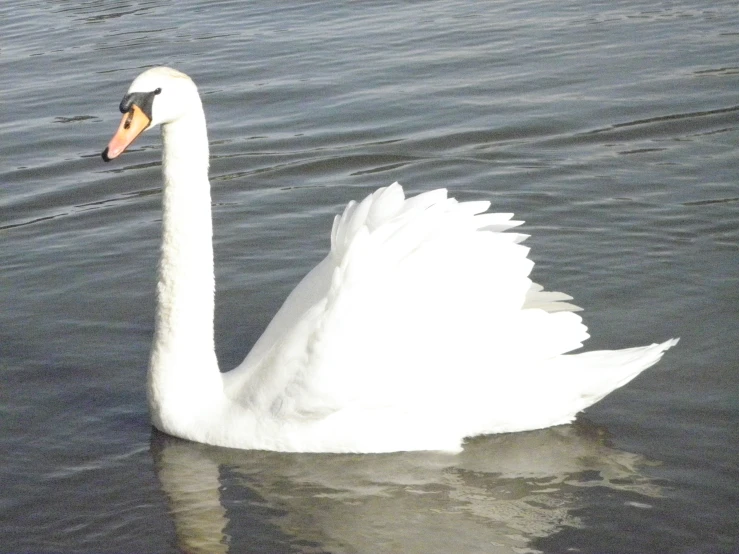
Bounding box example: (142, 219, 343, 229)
(103, 67, 677, 453)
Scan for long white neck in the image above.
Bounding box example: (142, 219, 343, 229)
(148, 104, 224, 433)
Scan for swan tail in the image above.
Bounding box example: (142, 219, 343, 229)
(466, 338, 679, 437)
(540, 338, 680, 425)
(567, 337, 679, 407)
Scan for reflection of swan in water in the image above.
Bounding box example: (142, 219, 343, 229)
(151, 422, 662, 554)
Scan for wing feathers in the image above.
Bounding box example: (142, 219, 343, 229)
(267, 184, 591, 417)
(225, 183, 675, 447)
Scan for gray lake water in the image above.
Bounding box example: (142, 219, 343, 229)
(2, 1, 738, 552)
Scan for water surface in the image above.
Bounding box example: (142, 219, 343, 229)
(1, 1, 737, 552)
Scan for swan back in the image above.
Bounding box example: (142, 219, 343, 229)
(224, 184, 593, 450)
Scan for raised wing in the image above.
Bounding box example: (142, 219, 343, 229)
(224, 184, 589, 434)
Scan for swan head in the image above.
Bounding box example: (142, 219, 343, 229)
(102, 67, 200, 162)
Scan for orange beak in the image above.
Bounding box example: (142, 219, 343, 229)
(102, 104, 151, 161)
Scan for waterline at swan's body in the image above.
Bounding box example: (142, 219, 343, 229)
(102, 67, 677, 453)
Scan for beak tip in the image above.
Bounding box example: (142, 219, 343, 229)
(101, 147, 111, 162)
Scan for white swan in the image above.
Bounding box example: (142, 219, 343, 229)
(102, 67, 677, 453)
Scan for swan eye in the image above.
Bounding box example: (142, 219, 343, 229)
(154, 88, 162, 95)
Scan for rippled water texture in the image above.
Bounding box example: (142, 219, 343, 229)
(1, 1, 737, 552)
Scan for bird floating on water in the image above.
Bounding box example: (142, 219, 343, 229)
(102, 67, 677, 453)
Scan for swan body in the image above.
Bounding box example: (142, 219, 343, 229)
(103, 67, 677, 453)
